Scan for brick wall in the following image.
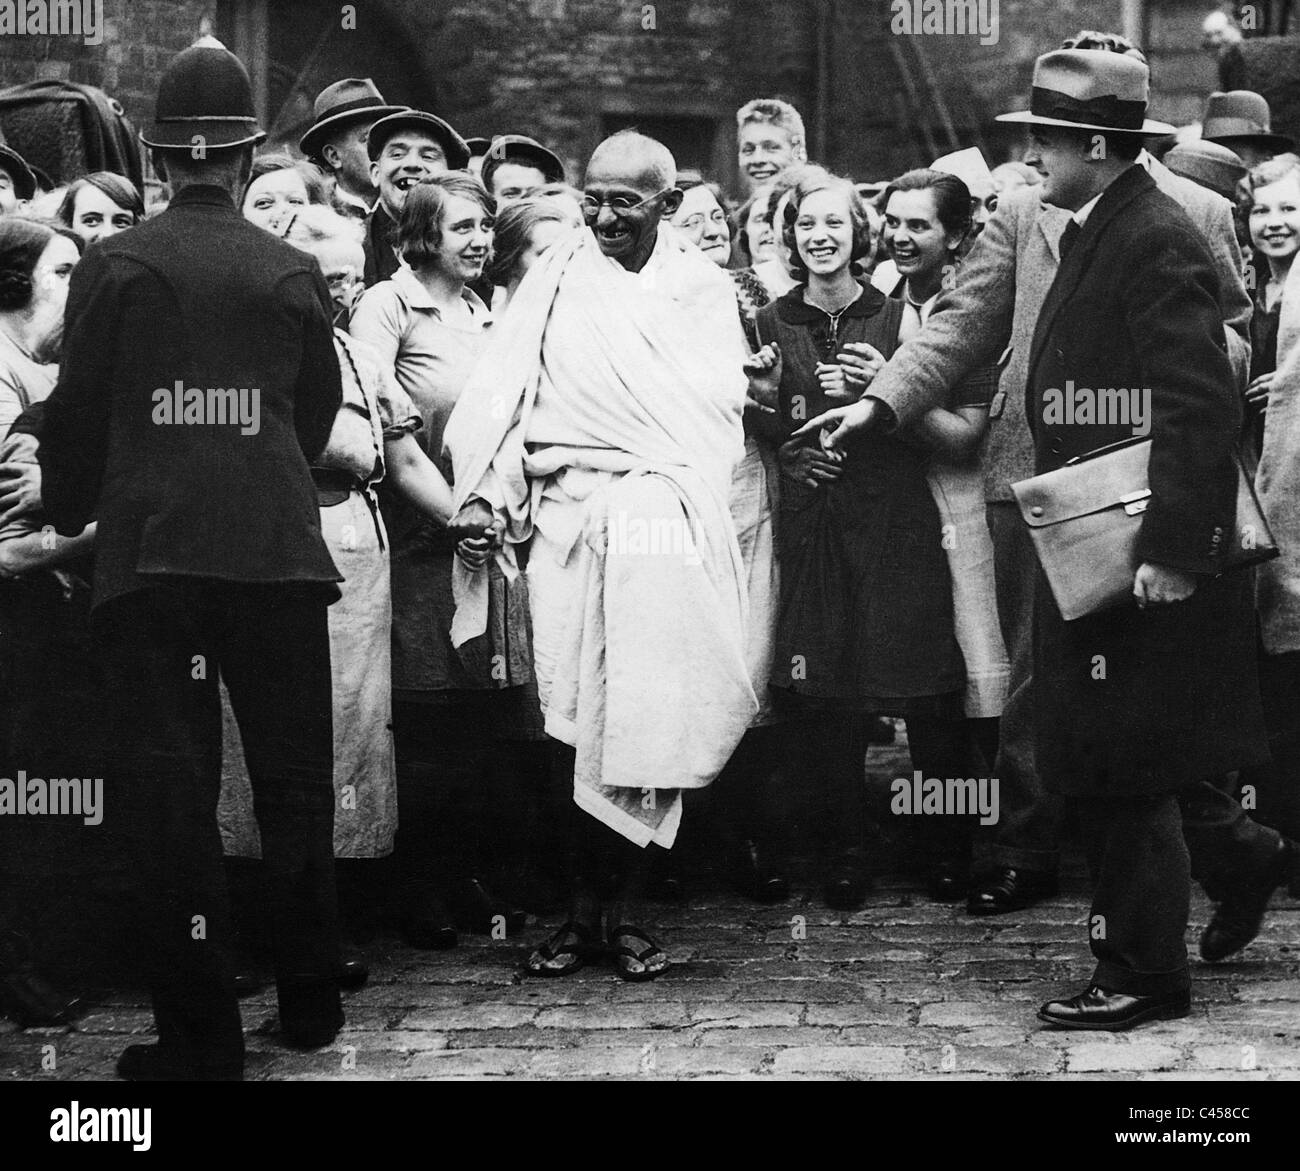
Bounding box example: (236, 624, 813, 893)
(0, 0, 209, 132)
(0, 0, 1266, 194)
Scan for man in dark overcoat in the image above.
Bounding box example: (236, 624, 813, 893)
(37, 38, 346, 1078)
(1009, 51, 1269, 1027)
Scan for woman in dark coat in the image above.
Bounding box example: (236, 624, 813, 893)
(749, 172, 970, 908)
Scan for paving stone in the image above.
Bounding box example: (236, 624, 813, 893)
(697, 1026, 839, 1047)
(1065, 1040, 1184, 1072)
(535, 1003, 690, 1030)
(772, 1045, 910, 1075)
(1186, 1043, 1300, 1071)
(804, 1002, 913, 1027)
(917, 1001, 1032, 1027)
(408, 1048, 531, 1078)
(397, 1004, 538, 1030)
(649, 1046, 768, 1077)
(526, 1046, 646, 1077)
(913, 1044, 1061, 1075)
(731, 979, 881, 1002)
(687, 1002, 803, 1028)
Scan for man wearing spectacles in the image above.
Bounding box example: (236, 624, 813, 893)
(580, 162, 681, 272)
(446, 130, 753, 985)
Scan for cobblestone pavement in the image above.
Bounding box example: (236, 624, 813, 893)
(2, 741, 1299, 1081)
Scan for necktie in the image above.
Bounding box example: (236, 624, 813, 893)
(1059, 219, 1081, 262)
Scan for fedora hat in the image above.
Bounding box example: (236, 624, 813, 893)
(481, 135, 566, 191)
(996, 49, 1175, 137)
(140, 36, 266, 151)
(299, 79, 406, 161)
(1163, 140, 1247, 202)
(0, 145, 36, 201)
(366, 109, 470, 169)
(1201, 90, 1294, 152)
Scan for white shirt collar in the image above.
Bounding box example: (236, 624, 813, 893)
(1072, 191, 1104, 226)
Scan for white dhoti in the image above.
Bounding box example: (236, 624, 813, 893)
(446, 225, 758, 846)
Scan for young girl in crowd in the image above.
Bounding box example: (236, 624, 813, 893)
(56, 172, 144, 247)
(351, 174, 530, 948)
(880, 168, 1009, 896)
(1246, 153, 1300, 863)
(240, 153, 329, 235)
(748, 172, 972, 908)
(484, 197, 573, 312)
(1244, 153, 1300, 455)
(884, 172, 1007, 757)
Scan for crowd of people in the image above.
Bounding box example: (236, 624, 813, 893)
(0, 25, 1298, 1078)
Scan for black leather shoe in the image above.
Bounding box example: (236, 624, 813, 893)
(0, 967, 83, 1028)
(336, 958, 369, 991)
(966, 866, 1058, 915)
(1200, 838, 1298, 963)
(1038, 985, 1191, 1031)
(117, 1043, 243, 1081)
(824, 856, 871, 911)
(0, 931, 83, 1027)
(278, 976, 344, 1049)
(736, 840, 789, 904)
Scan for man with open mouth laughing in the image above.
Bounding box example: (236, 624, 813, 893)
(362, 109, 469, 286)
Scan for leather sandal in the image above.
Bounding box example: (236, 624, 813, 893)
(608, 924, 669, 983)
(525, 921, 602, 977)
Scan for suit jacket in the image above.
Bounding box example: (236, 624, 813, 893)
(866, 155, 1252, 504)
(1024, 164, 1264, 795)
(39, 184, 343, 609)
(364, 203, 401, 287)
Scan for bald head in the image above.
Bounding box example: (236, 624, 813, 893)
(586, 131, 676, 192)
(582, 130, 682, 272)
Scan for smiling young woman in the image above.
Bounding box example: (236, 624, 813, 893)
(351, 172, 533, 950)
(748, 172, 973, 908)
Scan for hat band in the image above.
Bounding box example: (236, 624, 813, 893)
(1030, 85, 1147, 131)
(1204, 118, 1271, 138)
(156, 115, 261, 124)
(315, 96, 389, 121)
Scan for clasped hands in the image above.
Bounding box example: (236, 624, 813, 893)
(448, 497, 505, 571)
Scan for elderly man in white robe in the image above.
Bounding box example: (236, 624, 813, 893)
(445, 131, 757, 980)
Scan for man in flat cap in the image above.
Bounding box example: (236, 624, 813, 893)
(363, 108, 469, 286)
(481, 134, 566, 208)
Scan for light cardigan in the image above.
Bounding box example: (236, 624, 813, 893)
(1256, 254, 1300, 652)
